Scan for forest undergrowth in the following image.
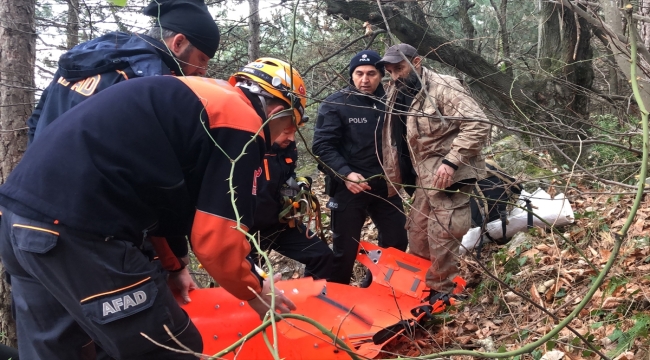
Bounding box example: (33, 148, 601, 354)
(188, 163, 650, 360)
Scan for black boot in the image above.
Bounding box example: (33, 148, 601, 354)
(360, 270, 373, 288)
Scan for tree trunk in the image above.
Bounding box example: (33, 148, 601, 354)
(66, 0, 80, 49)
(537, 1, 593, 126)
(458, 0, 476, 52)
(248, 0, 260, 62)
(518, 0, 593, 153)
(600, 0, 650, 107)
(593, 28, 620, 97)
(0, 0, 36, 347)
(640, 0, 650, 49)
(397, 1, 428, 29)
(489, 0, 512, 78)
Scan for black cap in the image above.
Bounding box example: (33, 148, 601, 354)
(349, 50, 385, 78)
(143, 0, 220, 58)
(378, 43, 419, 65)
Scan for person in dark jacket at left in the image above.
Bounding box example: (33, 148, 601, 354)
(0, 58, 303, 360)
(312, 50, 408, 285)
(250, 125, 333, 280)
(27, 0, 220, 145)
(24, 0, 221, 305)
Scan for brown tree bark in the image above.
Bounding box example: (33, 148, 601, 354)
(397, 1, 428, 29)
(458, 0, 476, 52)
(489, 0, 512, 78)
(537, 1, 593, 128)
(640, 0, 650, 49)
(0, 0, 36, 347)
(66, 0, 80, 49)
(248, 0, 260, 62)
(593, 28, 620, 97)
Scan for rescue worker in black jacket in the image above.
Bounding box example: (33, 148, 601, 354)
(312, 50, 408, 285)
(0, 58, 304, 359)
(25, 0, 221, 305)
(27, 0, 220, 145)
(250, 130, 333, 280)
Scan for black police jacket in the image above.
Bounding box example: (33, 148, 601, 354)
(27, 32, 182, 144)
(250, 142, 298, 231)
(312, 85, 385, 180)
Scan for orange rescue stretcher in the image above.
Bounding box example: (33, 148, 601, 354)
(178, 242, 465, 359)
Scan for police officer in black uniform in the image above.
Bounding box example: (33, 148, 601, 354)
(313, 50, 408, 285)
(250, 126, 333, 280)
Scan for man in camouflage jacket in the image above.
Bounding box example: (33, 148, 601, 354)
(379, 44, 490, 300)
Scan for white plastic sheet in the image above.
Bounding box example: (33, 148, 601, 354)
(459, 188, 575, 255)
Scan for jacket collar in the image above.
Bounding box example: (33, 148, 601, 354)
(58, 32, 182, 81)
(237, 87, 272, 148)
(412, 67, 432, 105)
(342, 84, 386, 102)
(142, 35, 183, 76)
(269, 141, 296, 155)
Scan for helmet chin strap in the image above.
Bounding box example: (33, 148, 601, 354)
(257, 95, 269, 115)
(266, 108, 294, 122)
(234, 81, 293, 148)
(258, 95, 273, 148)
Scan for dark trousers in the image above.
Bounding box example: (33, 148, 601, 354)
(327, 185, 408, 284)
(251, 223, 333, 280)
(0, 208, 202, 360)
(0, 344, 19, 360)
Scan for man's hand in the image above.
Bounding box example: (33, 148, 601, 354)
(345, 172, 371, 194)
(433, 163, 455, 190)
(168, 267, 198, 304)
(248, 273, 297, 319)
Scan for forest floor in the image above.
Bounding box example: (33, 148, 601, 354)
(373, 185, 650, 360)
(189, 175, 650, 359)
(264, 176, 650, 360)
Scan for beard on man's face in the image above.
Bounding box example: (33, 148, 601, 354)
(395, 68, 420, 92)
(177, 45, 199, 75)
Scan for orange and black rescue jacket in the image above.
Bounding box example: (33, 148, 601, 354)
(0, 76, 266, 300)
(250, 141, 298, 231)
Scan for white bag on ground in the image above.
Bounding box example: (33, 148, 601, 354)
(459, 188, 575, 255)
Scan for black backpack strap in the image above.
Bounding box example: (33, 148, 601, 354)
(372, 320, 416, 345)
(501, 210, 508, 241)
(475, 235, 486, 260)
(471, 183, 494, 258)
(526, 198, 533, 230)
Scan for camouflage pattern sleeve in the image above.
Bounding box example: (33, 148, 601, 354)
(439, 78, 490, 168)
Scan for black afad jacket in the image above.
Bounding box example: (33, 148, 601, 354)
(0, 76, 266, 301)
(312, 85, 386, 179)
(27, 32, 182, 145)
